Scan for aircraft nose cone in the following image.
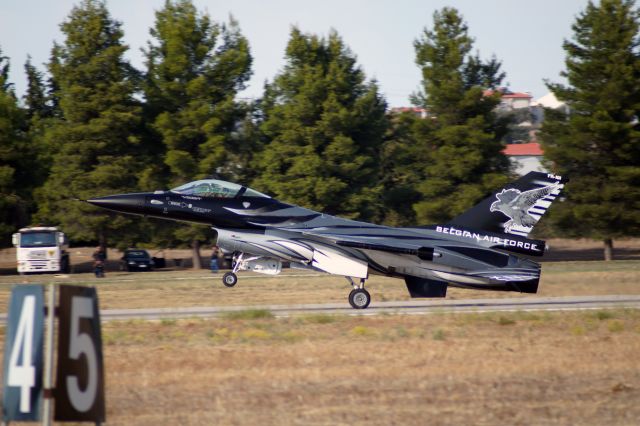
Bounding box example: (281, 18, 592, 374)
(87, 193, 147, 215)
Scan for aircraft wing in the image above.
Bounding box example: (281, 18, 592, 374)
(300, 230, 435, 260)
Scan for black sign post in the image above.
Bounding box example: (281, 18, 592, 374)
(2, 285, 45, 422)
(54, 285, 105, 423)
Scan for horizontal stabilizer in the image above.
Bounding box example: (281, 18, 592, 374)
(458, 277, 540, 294)
(404, 276, 448, 298)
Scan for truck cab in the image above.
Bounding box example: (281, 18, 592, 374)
(12, 227, 70, 274)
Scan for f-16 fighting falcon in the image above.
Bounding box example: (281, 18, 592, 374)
(87, 171, 566, 309)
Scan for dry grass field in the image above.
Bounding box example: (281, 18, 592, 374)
(0, 259, 639, 424)
(2, 309, 639, 425)
(108, 310, 640, 425)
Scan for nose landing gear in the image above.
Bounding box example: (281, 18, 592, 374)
(222, 271, 238, 287)
(221, 252, 243, 287)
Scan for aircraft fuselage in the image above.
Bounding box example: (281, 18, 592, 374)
(87, 173, 566, 307)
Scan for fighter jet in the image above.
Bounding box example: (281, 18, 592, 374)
(87, 171, 566, 309)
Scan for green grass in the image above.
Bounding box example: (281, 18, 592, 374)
(432, 329, 446, 340)
(498, 316, 517, 326)
(608, 320, 625, 332)
(241, 328, 272, 340)
(592, 310, 615, 320)
(570, 325, 586, 336)
(222, 309, 274, 320)
(301, 313, 337, 324)
(351, 325, 372, 336)
(542, 260, 640, 274)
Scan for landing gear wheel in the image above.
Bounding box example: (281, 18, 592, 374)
(222, 272, 238, 287)
(349, 288, 371, 309)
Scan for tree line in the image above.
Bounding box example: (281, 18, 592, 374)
(1, 0, 639, 261)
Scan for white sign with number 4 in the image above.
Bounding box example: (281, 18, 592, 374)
(7, 295, 36, 413)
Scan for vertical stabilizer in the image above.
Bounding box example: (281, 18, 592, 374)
(448, 172, 566, 237)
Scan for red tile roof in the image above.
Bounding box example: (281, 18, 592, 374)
(483, 89, 532, 99)
(390, 107, 426, 113)
(503, 142, 544, 156)
(501, 92, 533, 99)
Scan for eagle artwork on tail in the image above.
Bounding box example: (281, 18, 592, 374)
(489, 182, 561, 234)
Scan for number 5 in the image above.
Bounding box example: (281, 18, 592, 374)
(66, 296, 98, 412)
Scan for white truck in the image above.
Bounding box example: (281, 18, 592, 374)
(12, 226, 71, 274)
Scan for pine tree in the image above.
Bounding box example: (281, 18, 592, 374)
(379, 111, 424, 226)
(24, 56, 51, 121)
(253, 28, 388, 221)
(0, 48, 30, 244)
(46, 43, 63, 119)
(541, 0, 640, 260)
(23, 57, 56, 193)
(410, 8, 510, 224)
(143, 0, 252, 267)
(35, 0, 143, 249)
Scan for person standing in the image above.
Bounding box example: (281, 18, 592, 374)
(210, 246, 219, 273)
(93, 246, 106, 277)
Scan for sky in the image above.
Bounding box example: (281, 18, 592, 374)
(1, 0, 591, 107)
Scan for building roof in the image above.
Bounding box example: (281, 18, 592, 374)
(503, 142, 544, 156)
(483, 89, 532, 99)
(390, 107, 426, 113)
(534, 92, 565, 109)
(501, 92, 532, 99)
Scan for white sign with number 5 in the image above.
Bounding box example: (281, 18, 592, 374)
(66, 296, 98, 412)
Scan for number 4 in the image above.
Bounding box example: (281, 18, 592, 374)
(7, 295, 36, 413)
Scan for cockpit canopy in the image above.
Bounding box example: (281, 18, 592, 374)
(170, 179, 269, 198)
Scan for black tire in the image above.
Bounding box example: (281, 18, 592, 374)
(222, 272, 238, 287)
(349, 288, 371, 309)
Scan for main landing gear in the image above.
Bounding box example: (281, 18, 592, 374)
(347, 277, 370, 309)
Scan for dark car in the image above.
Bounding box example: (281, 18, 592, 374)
(120, 249, 154, 271)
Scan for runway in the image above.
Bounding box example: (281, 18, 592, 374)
(87, 294, 640, 321)
(1, 294, 639, 323)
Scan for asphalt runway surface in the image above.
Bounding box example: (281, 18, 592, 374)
(5, 294, 639, 324)
(1, 294, 639, 324)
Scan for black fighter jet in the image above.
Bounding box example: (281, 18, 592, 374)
(87, 171, 566, 309)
